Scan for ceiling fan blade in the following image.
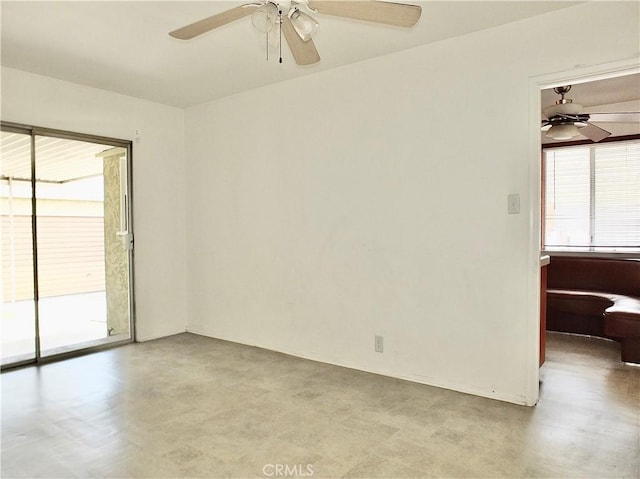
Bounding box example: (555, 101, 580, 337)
(308, 1, 421, 27)
(579, 122, 611, 143)
(587, 112, 640, 123)
(169, 3, 262, 40)
(281, 16, 321, 65)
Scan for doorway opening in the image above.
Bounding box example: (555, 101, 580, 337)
(536, 68, 639, 370)
(1, 124, 134, 368)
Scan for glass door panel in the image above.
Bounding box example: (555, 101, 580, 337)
(34, 135, 131, 356)
(1, 131, 36, 365)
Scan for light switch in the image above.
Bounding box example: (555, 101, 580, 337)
(508, 193, 520, 214)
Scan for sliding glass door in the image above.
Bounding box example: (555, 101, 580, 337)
(1, 125, 134, 367)
(1, 130, 36, 364)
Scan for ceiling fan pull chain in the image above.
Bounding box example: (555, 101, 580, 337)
(279, 9, 283, 64)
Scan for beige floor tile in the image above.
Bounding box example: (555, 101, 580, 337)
(2, 331, 639, 479)
(342, 454, 424, 478)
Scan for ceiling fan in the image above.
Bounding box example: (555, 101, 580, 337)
(169, 1, 422, 66)
(541, 85, 640, 142)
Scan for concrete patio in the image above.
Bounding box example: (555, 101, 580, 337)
(0, 291, 127, 364)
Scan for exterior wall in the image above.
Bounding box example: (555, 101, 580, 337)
(2, 192, 106, 301)
(102, 149, 130, 335)
(1, 214, 105, 301)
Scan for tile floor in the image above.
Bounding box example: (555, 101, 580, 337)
(1, 332, 639, 478)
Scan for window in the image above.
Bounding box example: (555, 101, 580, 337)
(543, 138, 640, 252)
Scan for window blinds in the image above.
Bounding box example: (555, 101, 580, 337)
(543, 139, 640, 251)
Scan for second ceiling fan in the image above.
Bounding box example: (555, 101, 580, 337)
(542, 85, 640, 142)
(169, 1, 422, 65)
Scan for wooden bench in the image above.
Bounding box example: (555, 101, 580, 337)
(546, 256, 640, 364)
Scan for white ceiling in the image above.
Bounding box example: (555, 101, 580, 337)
(541, 74, 640, 109)
(1, 1, 583, 108)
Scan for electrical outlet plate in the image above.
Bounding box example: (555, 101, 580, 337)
(375, 335, 384, 353)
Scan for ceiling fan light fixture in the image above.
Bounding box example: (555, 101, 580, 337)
(546, 123, 580, 140)
(289, 8, 319, 41)
(252, 2, 279, 33)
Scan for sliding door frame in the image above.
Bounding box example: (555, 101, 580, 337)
(0, 122, 136, 370)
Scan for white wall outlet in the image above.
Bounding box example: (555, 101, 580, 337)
(508, 193, 520, 214)
(375, 335, 384, 353)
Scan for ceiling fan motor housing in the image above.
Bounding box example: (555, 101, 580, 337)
(543, 85, 583, 119)
(544, 100, 583, 119)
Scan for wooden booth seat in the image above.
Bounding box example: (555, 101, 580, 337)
(546, 257, 640, 364)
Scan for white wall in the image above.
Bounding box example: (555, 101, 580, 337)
(1, 67, 188, 341)
(185, 2, 640, 405)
